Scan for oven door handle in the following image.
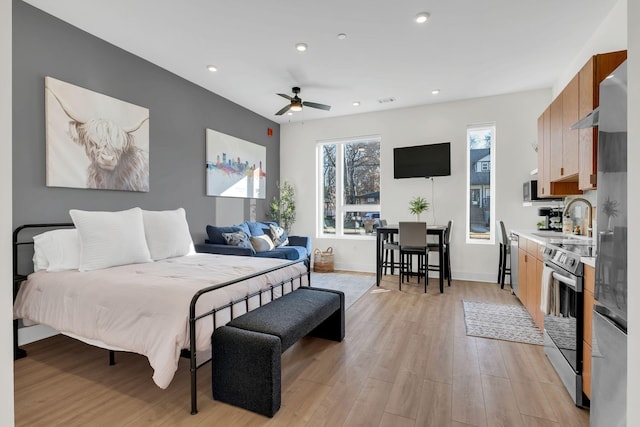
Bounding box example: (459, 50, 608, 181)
(551, 271, 578, 291)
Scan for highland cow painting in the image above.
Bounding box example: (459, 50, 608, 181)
(45, 76, 150, 192)
(205, 128, 266, 198)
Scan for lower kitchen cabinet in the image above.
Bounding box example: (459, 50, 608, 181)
(583, 264, 596, 399)
(517, 236, 544, 329)
(518, 248, 528, 307)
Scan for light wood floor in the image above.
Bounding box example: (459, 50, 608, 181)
(14, 275, 590, 426)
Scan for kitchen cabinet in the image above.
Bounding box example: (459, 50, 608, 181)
(582, 264, 596, 398)
(537, 101, 580, 197)
(536, 50, 626, 196)
(578, 50, 628, 190)
(537, 109, 550, 197)
(561, 75, 580, 179)
(518, 248, 528, 307)
(517, 236, 543, 329)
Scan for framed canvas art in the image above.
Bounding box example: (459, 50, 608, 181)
(205, 128, 266, 199)
(45, 76, 150, 192)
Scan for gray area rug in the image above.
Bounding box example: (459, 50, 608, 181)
(310, 272, 375, 310)
(462, 300, 543, 345)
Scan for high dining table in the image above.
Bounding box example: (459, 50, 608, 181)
(375, 224, 448, 293)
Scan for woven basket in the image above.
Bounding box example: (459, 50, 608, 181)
(313, 247, 334, 272)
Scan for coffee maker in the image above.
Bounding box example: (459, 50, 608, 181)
(538, 207, 563, 231)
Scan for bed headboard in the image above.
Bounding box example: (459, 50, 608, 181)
(13, 223, 74, 279)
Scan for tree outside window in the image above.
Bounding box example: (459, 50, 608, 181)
(319, 137, 380, 236)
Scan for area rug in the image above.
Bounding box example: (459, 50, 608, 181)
(310, 272, 375, 310)
(462, 300, 543, 345)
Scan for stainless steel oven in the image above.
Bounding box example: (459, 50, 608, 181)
(542, 241, 592, 408)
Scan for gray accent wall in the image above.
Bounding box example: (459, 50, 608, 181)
(12, 0, 280, 243)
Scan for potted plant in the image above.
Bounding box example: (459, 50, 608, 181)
(601, 196, 619, 231)
(268, 180, 296, 233)
(408, 196, 429, 222)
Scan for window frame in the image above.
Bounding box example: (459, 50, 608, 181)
(317, 135, 381, 239)
(465, 124, 496, 245)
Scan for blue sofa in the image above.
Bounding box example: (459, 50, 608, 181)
(195, 221, 311, 262)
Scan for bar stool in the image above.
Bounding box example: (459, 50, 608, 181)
(428, 220, 453, 286)
(398, 221, 428, 292)
(497, 220, 511, 289)
(380, 220, 400, 275)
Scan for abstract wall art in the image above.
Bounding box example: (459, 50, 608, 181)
(45, 76, 150, 192)
(205, 128, 266, 199)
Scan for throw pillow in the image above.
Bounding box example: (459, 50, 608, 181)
(250, 234, 275, 253)
(69, 207, 152, 271)
(222, 231, 254, 252)
(245, 221, 265, 237)
(269, 224, 289, 247)
(206, 225, 242, 245)
(142, 208, 195, 261)
(32, 228, 80, 272)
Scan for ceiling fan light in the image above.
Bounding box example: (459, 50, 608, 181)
(290, 102, 303, 112)
(415, 12, 430, 24)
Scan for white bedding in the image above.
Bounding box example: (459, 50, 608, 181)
(13, 253, 308, 388)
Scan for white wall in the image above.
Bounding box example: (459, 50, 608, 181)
(1, 0, 14, 424)
(627, 0, 639, 423)
(553, 0, 628, 97)
(281, 89, 549, 280)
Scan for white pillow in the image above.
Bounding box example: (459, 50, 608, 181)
(32, 229, 80, 272)
(142, 208, 195, 260)
(250, 234, 275, 253)
(69, 207, 152, 271)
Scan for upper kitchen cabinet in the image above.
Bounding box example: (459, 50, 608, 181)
(536, 50, 626, 197)
(578, 50, 627, 190)
(537, 102, 581, 198)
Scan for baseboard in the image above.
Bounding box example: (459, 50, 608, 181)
(18, 324, 59, 346)
(331, 262, 501, 284)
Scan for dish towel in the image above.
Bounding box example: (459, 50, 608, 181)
(540, 266, 554, 314)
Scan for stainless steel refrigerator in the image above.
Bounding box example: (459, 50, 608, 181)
(592, 60, 627, 427)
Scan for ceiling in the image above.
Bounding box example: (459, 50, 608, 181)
(24, 0, 618, 124)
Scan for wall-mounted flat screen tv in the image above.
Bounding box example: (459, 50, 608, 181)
(393, 142, 451, 178)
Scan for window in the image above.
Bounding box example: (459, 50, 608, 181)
(318, 136, 380, 237)
(466, 124, 495, 243)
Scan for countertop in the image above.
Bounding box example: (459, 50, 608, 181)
(510, 229, 595, 268)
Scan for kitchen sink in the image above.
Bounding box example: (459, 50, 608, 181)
(531, 230, 565, 238)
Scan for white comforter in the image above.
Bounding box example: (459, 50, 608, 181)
(13, 254, 308, 388)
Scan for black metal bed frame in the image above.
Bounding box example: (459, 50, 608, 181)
(13, 223, 311, 415)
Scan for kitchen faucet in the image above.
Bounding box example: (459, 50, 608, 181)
(563, 197, 593, 237)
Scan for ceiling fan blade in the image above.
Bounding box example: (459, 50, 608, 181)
(277, 93, 293, 100)
(275, 104, 292, 116)
(303, 101, 331, 111)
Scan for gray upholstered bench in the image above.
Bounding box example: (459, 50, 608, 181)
(212, 286, 345, 417)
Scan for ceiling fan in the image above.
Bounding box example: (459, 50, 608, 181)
(275, 87, 331, 115)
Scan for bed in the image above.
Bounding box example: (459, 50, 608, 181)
(13, 212, 310, 414)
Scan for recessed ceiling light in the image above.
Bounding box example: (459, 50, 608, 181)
(207, 65, 218, 72)
(287, 112, 293, 116)
(415, 12, 430, 24)
(295, 43, 308, 52)
(352, 101, 360, 107)
(337, 33, 347, 40)
(431, 89, 440, 95)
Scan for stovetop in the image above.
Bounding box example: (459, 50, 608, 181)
(550, 241, 595, 258)
(543, 239, 595, 276)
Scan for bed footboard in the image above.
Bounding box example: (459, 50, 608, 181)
(187, 258, 309, 414)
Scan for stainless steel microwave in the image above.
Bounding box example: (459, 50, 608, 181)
(523, 180, 540, 201)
